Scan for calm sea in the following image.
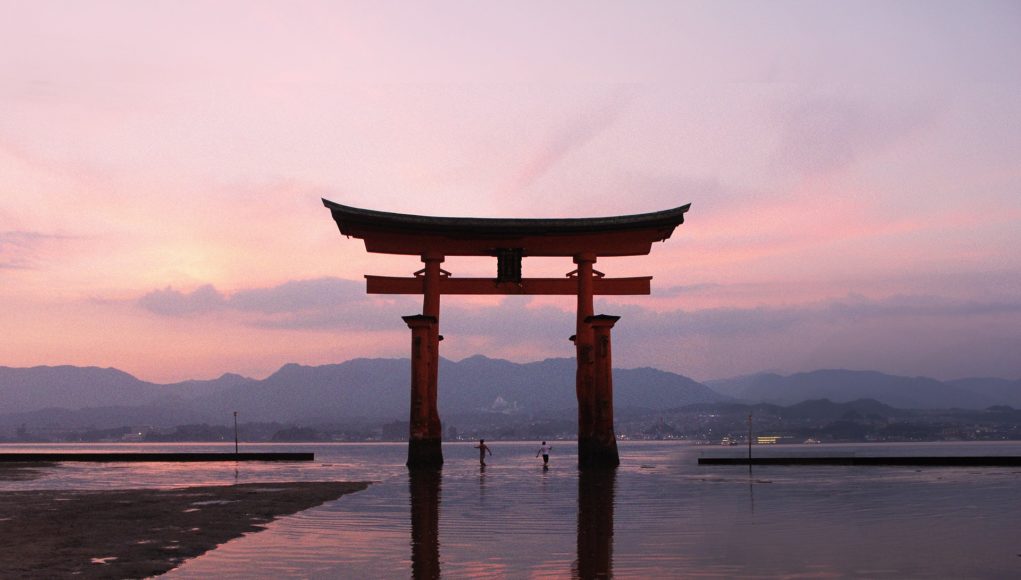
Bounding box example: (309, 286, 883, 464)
(4, 440, 1021, 578)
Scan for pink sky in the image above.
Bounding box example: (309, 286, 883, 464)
(2, 1, 1020, 382)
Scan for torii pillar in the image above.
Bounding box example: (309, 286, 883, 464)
(573, 255, 621, 467)
(322, 199, 690, 470)
(581, 314, 621, 467)
(404, 252, 446, 469)
(403, 314, 442, 468)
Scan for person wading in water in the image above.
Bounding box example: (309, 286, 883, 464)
(474, 439, 492, 466)
(536, 441, 552, 468)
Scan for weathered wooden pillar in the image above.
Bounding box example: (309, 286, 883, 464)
(586, 314, 620, 467)
(404, 315, 442, 468)
(574, 254, 598, 467)
(420, 253, 444, 462)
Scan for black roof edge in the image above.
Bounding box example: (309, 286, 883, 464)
(321, 198, 690, 233)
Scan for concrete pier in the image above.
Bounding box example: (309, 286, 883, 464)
(699, 456, 1021, 467)
(0, 452, 313, 462)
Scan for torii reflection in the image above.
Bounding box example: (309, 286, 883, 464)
(408, 466, 616, 579)
(409, 469, 441, 580)
(573, 468, 616, 579)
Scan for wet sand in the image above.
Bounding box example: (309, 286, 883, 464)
(0, 462, 56, 482)
(0, 477, 369, 578)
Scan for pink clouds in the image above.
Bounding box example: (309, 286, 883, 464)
(496, 90, 633, 198)
(0, 230, 73, 270)
(117, 276, 1021, 382)
(1, 2, 1020, 382)
(772, 94, 936, 176)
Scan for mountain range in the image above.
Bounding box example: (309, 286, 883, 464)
(1, 359, 1018, 431)
(707, 369, 1021, 409)
(0, 356, 721, 428)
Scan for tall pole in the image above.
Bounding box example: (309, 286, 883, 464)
(574, 254, 597, 467)
(421, 254, 444, 452)
(586, 315, 621, 468)
(234, 411, 239, 454)
(747, 413, 752, 463)
(405, 314, 443, 468)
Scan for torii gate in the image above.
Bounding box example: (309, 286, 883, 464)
(323, 200, 690, 469)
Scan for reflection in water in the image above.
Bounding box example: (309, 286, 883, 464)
(748, 465, 755, 514)
(21, 442, 1021, 578)
(409, 469, 441, 580)
(573, 468, 616, 579)
(478, 464, 488, 504)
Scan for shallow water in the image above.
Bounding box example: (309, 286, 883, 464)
(4, 441, 1021, 578)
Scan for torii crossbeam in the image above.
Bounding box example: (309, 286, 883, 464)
(323, 199, 690, 469)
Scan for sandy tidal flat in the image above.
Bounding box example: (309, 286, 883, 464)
(0, 477, 369, 578)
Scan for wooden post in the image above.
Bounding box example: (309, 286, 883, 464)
(585, 314, 620, 467)
(748, 413, 753, 463)
(574, 254, 598, 467)
(421, 254, 444, 455)
(421, 254, 443, 320)
(404, 315, 443, 468)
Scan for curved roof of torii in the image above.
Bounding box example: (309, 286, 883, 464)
(322, 198, 691, 257)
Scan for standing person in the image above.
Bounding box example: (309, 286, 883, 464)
(537, 441, 552, 467)
(474, 439, 492, 466)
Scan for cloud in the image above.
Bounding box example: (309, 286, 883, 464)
(139, 277, 1021, 336)
(824, 294, 1021, 320)
(229, 278, 367, 314)
(602, 302, 806, 339)
(136, 277, 418, 329)
(606, 294, 1021, 339)
(773, 94, 935, 176)
(134, 277, 1021, 379)
(654, 283, 724, 298)
(137, 284, 226, 316)
(447, 294, 1021, 379)
(498, 89, 632, 196)
(0, 230, 75, 270)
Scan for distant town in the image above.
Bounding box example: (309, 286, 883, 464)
(7, 399, 1021, 445)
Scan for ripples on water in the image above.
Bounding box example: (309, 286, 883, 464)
(4, 441, 1021, 578)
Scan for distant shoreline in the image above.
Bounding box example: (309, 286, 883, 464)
(0, 476, 369, 579)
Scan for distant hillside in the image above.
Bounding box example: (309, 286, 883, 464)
(438, 356, 722, 415)
(183, 355, 724, 423)
(681, 397, 910, 422)
(706, 369, 1019, 410)
(0, 357, 723, 427)
(0, 365, 252, 414)
(5, 360, 1017, 430)
(946, 377, 1021, 408)
(782, 398, 911, 421)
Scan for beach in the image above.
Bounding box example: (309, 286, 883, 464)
(0, 466, 368, 579)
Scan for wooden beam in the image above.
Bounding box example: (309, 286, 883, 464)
(366, 276, 651, 296)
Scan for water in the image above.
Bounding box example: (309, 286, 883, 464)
(4, 441, 1021, 578)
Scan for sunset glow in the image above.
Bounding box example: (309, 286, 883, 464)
(2, 1, 1019, 382)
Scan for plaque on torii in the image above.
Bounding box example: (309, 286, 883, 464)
(323, 199, 690, 469)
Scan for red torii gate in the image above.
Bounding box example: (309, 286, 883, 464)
(323, 199, 690, 469)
